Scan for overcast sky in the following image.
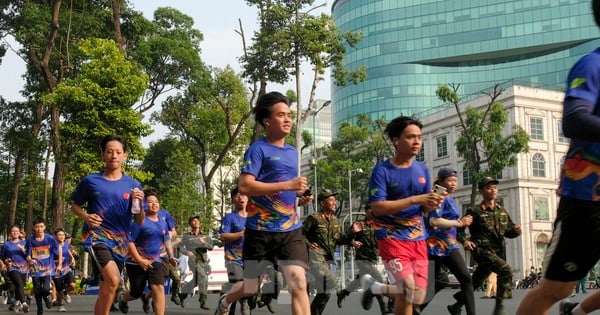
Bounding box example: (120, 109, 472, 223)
(0, 1, 332, 144)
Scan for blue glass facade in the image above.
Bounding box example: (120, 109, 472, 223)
(331, 0, 600, 131)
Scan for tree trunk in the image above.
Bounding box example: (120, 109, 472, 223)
(8, 151, 25, 227)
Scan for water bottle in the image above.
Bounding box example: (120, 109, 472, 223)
(131, 188, 141, 214)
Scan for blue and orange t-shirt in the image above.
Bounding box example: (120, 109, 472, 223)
(424, 196, 461, 256)
(0, 239, 28, 274)
(71, 172, 142, 262)
(26, 233, 59, 278)
(561, 48, 600, 201)
(241, 138, 302, 232)
(127, 216, 170, 264)
(368, 159, 430, 241)
(219, 211, 246, 266)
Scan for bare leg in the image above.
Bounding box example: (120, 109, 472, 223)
(224, 278, 260, 304)
(281, 264, 309, 315)
(516, 278, 576, 315)
(150, 284, 165, 315)
(94, 261, 121, 315)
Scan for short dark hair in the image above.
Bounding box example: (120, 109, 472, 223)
(384, 116, 423, 139)
(594, 0, 600, 27)
(33, 217, 45, 226)
(188, 215, 200, 225)
(100, 135, 127, 153)
(230, 186, 239, 198)
(54, 227, 65, 236)
(253, 92, 289, 128)
(144, 188, 159, 200)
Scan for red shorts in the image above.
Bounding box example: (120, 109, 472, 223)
(377, 239, 428, 289)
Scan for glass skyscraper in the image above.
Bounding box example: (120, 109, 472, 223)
(331, 0, 600, 131)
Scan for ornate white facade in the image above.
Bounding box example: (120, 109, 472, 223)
(419, 85, 568, 278)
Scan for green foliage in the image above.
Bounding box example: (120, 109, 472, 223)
(436, 84, 529, 206)
(43, 38, 152, 182)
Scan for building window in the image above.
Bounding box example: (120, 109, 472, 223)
(416, 148, 424, 162)
(535, 233, 550, 270)
(436, 135, 448, 158)
(557, 120, 569, 143)
(530, 117, 544, 140)
(532, 153, 546, 177)
(533, 196, 550, 221)
(462, 165, 472, 186)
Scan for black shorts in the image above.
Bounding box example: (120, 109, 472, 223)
(125, 260, 169, 298)
(543, 197, 600, 281)
(53, 271, 75, 290)
(91, 245, 124, 271)
(242, 228, 308, 279)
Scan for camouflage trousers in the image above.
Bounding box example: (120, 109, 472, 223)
(308, 252, 336, 315)
(471, 248, 513, 301)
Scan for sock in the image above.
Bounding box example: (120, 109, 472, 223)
(370, 282, 385, 295)
(572, 305, 587, 315)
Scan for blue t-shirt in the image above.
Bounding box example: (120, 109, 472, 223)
(54, 242, 73, 278)
(424, 196, 461, 256)
(219, 211, 246, 266)
(0, 239, 28, 274)
(368, 159, 430, 241)
(26, 233, 59, 278)
(561, 48, 600, 201)
(127, 216, 170, 264)
(241, 138, 302, 232)
(71, 172, 142, 262)
(158, 209, 176, 232)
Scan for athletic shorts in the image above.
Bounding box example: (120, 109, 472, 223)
(242, 228, 308, 279)
(543, 197, 600, 281)
(377, 238, 428, 289)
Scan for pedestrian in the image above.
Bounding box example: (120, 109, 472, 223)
(416, 167, 475, 315)
(117, 189, 177, 315)
(178, 215, 214, 309)
(215, 91, 313, 315)
(449, 177, 521, 315)
(52, 228, 76, 312)
(0, 225, 30, 313)
(336, 209, 391, 314)
(70, 134, 145, 315)
(359, 116, 444, 315)
(26, 218, 62, 315)
(484, 272, 497, 298)
(575, 275, 588, 294)
(303, 188, 354, 315)
(219, 186, 251, 315)
(517, 3, 600, 314)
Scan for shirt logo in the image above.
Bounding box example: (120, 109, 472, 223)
(418, 177, 426, 184)
(570, 77, 586, 89)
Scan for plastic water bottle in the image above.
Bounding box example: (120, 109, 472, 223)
(131, 189, 141, 214)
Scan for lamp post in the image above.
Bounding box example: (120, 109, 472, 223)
(348, 167, 363, 279)
(311, 100, 331, 212)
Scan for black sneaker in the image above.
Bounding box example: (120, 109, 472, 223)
(44, 296, 53, 309)
(117, 293, 128, 314)
(170, 294, 181, 306)
(337, 290, 348, 308)
(447, 303, 462, 315)
(360, 274, 375, 310)
(559, 300, 579, 315)
(141, 294, 150, 314)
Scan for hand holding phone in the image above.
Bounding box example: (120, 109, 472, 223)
(434, 184, 447, 194)
(303, 186, 313, 197)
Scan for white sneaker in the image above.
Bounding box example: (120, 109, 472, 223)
(2, 293, 8, 305)
(57, 305, 66, 312)
(63, 293, 71, 304)
(21, 302, 29, 313)
(14, 300, 21, 313)
(214, 294, 231, 315)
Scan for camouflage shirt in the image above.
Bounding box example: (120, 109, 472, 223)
(303, 211, 353, 261)
(459, 202, 520, 257)
(349, 220, 379, 263)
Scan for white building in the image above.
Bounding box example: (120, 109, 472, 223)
(419, 85, 568, 277)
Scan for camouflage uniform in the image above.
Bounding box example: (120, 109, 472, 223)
(303, 211, 352, 315)
(179, 230, 213, 308)
(458, 201, 520, 304)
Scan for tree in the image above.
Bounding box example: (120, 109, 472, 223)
(240, 0, 366, 167)
(436, 84, 530, 207)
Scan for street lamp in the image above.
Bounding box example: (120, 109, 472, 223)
(311, 100, 331, 212)
(348, 167, 363, 279)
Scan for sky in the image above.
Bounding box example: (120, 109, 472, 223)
(0, 1, 332, 145)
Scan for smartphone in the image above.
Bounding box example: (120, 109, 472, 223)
(303, 186, 313, 197)
(434, 184, 447, 194)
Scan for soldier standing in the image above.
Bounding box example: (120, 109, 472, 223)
(451, 177, 521, 315)
(302, 189, 353, 315)
(179, 215, 214, 310)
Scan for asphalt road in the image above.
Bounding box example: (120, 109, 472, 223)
(2, 288, 590, 314)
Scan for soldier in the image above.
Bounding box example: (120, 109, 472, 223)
(179, 215, 214, 310)
(302, 188, 353, 315)
(450, 177, 521, 315)
(336, 209, 390, 314)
